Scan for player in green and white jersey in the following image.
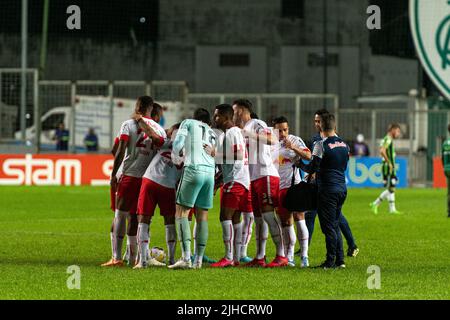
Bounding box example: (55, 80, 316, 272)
(169, 108, 217, 269)
(370, 123, 402, 215)
(441, 124, 450, 218)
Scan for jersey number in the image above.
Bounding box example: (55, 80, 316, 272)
(135, 134, 148, 148)
(199, 125, 216, 145)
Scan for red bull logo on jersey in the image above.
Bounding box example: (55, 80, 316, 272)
(328, 141, 347, 149)
(278, 155, 292, 166)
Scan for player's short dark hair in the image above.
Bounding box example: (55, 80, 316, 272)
(171, 122, 181, 130)
(315, 108, 329, 117)
(388, 123, 401, 131)
(321, 113, 336, 132)
(272, 116, 289, 126)
(135, 96, 154, 115)
(194, 108, 211, 125)
(250, 112, 258, 119)
(233, 99, 253, 113)
(215, 104, 234, 119)
(150, 102, 163, 118)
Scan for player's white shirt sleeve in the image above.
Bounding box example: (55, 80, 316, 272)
(119, 120, 131, 141)
(244, 119, 279, 181)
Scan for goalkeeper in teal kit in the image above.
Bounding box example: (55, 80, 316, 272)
(169, 108, 217, 269)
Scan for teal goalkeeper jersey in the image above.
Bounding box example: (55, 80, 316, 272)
(173, 119, 216, 172)
(442, 138, 450, 173)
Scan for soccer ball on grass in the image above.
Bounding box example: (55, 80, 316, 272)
(150, 246, 166, 263)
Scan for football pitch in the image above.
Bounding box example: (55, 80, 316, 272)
(1, 186, 449, 300)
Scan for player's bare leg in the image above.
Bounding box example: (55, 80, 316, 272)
(280, 213, 296, 267)
(101, 197, 129, 267)
(211, 207, 238, 268)
(168, 204, 193, 269)
(262, 204, 288, 268)
(293, 211, 310, 267)
(164, 215, 177, 265)
(193, 208, 209, 269)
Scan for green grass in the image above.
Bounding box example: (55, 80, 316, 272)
(0, 186, 450, 299)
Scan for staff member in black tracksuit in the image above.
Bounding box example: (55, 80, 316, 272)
(298, 113, 349, 269)
(300, 109, 358, 258)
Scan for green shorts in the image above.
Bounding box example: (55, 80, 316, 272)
(176, 166, 215, 210)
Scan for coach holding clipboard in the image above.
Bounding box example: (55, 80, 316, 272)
(297, 113, 349, 269)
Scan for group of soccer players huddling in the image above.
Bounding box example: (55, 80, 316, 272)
(101, 96, 348, 269)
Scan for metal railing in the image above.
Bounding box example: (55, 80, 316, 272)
(0, 69, 188, 153)
(0, 68, 448, 186)
(187, 93, 339, 139)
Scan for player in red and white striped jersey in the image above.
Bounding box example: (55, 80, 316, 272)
(233, 99, 288, 268)
(101, 97, 166, 267)
(272, 116, 311, 268)
(134, 123, 183, 268)
(210, 104, 252, 268)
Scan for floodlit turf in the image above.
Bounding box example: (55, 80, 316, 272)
(0, 186, 449, 300)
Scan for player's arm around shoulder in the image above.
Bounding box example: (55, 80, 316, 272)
(132, 114, 165, 149)
(286, 135, 311, 161)
(297, 140, 322, 174)
(245, 120, 277, 145)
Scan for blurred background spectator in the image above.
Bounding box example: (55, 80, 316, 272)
(53, 122, 69, 151)
(84, 128, 99, 152)
(350, 133, 370, 157)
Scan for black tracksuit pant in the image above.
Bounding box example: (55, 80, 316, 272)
(317, 191, 347, 264)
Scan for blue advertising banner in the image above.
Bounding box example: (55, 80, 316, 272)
(345, 157, 408, 188)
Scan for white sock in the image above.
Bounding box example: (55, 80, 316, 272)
(374, 190, 390, 206)
(388, 192, 396, 212)
(165, 224, 176, 265)
(282, 225, 296, 262)
(241, 212, 254, 258)
(255, 217, 268, 259)
(233, 222, 243, 263)
(295, 219, 309, 258)
(137, 222, 150, 264)
(221, 220, 234, 260)
(112, 209, 128, 260)
(126, 235, 137, 264)
(262, 211, 285, 257)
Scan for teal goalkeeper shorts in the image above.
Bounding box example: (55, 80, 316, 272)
(176, 166, 215, 210)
